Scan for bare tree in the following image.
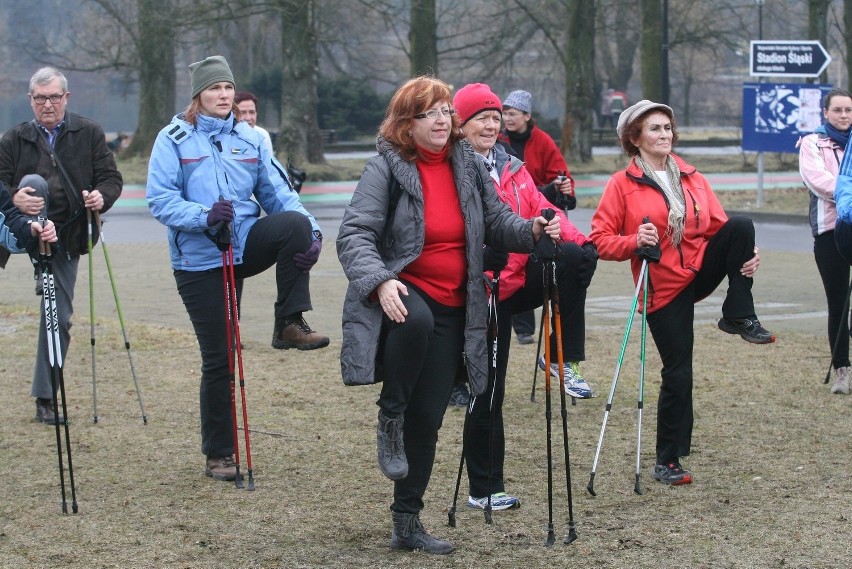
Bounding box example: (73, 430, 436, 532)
(562, 0, 596, 162)
(640, 0, 663, 102)
(410, 0, 438, 76)
(278, 0, 325, 164)
(125, 0, 176, 155)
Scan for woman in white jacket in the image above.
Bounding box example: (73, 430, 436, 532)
(798, 87, 852, 394)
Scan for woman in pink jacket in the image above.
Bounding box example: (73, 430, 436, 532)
(451, 83, 598, 510)
(798, 88, 852, 395)
(590, 100, 775, 487)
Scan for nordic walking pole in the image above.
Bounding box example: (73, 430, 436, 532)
(547, 233, 577, 545)
(634, 264, 650, 496)
(87, 208, 98, 423)
(587, 260, 647, 496)
(529, 316, 545, 401)
(535, 208, 557, 547)
(215, 206, 255, 490)
(447, 393, 473, 527)
(38, 230, 78, 514)
(226, 239, 255, 491)
(219, 224, 243, 489)
(94, 211, 148, 424)
(484, 269, 500, 525)
(448, 269, 500, 526)
(823, 278, 852, 384)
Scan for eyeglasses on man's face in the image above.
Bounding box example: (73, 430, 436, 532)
(31, 94, 65, 106)
(414, 107, 455, 120)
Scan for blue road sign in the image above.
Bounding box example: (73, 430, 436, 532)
(742, 82, 833, 153)
(750, 40, 831, 77)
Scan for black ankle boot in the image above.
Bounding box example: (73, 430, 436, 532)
(376, 410, 408, 480)
(390, 511, 453, 554)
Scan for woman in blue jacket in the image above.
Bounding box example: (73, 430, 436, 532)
(146, 56, 328, 482)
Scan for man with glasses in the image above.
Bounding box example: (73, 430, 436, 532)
(0, 66, 122, 425)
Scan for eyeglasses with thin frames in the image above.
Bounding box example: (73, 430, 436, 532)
(828, 107, 852, 115)
(414, 107, 455, 120)
(31, 94, 65, 106)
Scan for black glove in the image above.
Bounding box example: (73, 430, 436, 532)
(635, 244, 661, 263)
(577, 242, 598, 288)
(206, 199, 234, 226)
(483, 246, 509, 272)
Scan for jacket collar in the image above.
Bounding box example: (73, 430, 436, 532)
(23, 111, 82, 142)
(625, 152, 696, 179)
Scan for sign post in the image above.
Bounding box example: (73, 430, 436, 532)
(746, 40, 831, 206)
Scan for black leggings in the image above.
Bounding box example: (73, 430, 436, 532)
(647, 216, 757, 464)
(378, 283, 465, 514)
(814, 230, 851, 369)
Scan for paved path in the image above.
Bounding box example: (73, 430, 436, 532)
(116, 170, 806, 209)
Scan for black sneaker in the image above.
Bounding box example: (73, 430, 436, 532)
(652, 461, 693, 486)
(718, 317, 776, 344)
(447, 383, 470, 408)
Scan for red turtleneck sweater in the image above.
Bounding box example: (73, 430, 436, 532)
(399, 146, 466, 307)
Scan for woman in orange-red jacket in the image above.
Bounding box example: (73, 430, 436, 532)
(590, 100, 776, 487)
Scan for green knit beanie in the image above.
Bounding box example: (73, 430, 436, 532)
(189, 55, 235, 98)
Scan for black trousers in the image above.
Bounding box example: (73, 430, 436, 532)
(378, 283, 465, 514)
(465, 242, 590, 497)
(647, 216, 756, 464)
(174, 211, 313, 458)
(815, 230, 852, 369)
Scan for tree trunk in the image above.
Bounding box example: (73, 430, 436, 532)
(640, 0, 663, 101)
(563, 0, 596, 163)
(409, 0, 438, 76)
(808, 0, 830, 84)
(278, 0, 325, 164)
(847, 0, 852, 88)
(125, 0, 175, 157)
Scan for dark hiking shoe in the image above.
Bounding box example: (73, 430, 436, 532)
(271, 315, 329, 350)
(390, 511, 454, 555)
(718, 317, 776, 344)
(205, 456, 238, 481)
(377, 410, 408, 480)
(35, 398, 64, 425)
(652, 461, 693, 486)
(447, 382, 470, 408)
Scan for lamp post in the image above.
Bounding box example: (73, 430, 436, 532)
(756, 0, 765, 207)
(662, 0, 670, 105)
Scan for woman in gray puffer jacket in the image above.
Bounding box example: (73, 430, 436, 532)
(336, 76, 560, 555)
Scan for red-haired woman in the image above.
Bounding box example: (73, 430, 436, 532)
(337, 76, 560, 554)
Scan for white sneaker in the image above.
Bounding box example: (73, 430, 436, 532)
(467, 492, 520, 511)
(830, 366, 851, 395)
(537, 356, 593, 398)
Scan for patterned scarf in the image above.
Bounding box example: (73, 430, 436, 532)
(636, 155, 685, 247)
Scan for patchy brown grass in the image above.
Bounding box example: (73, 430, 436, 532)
(0, 298, 849, 568)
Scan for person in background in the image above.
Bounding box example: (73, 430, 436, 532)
(337, 76, 560, 555)
(798, 88, 852, 395)
(147, 55, 328, 483)
(0, 66, 122, 426)
(591, 100, 775, 487)
(452, 82, 596, 511)
(496, 88, 592, 395)
(235, 91, 274, 155)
